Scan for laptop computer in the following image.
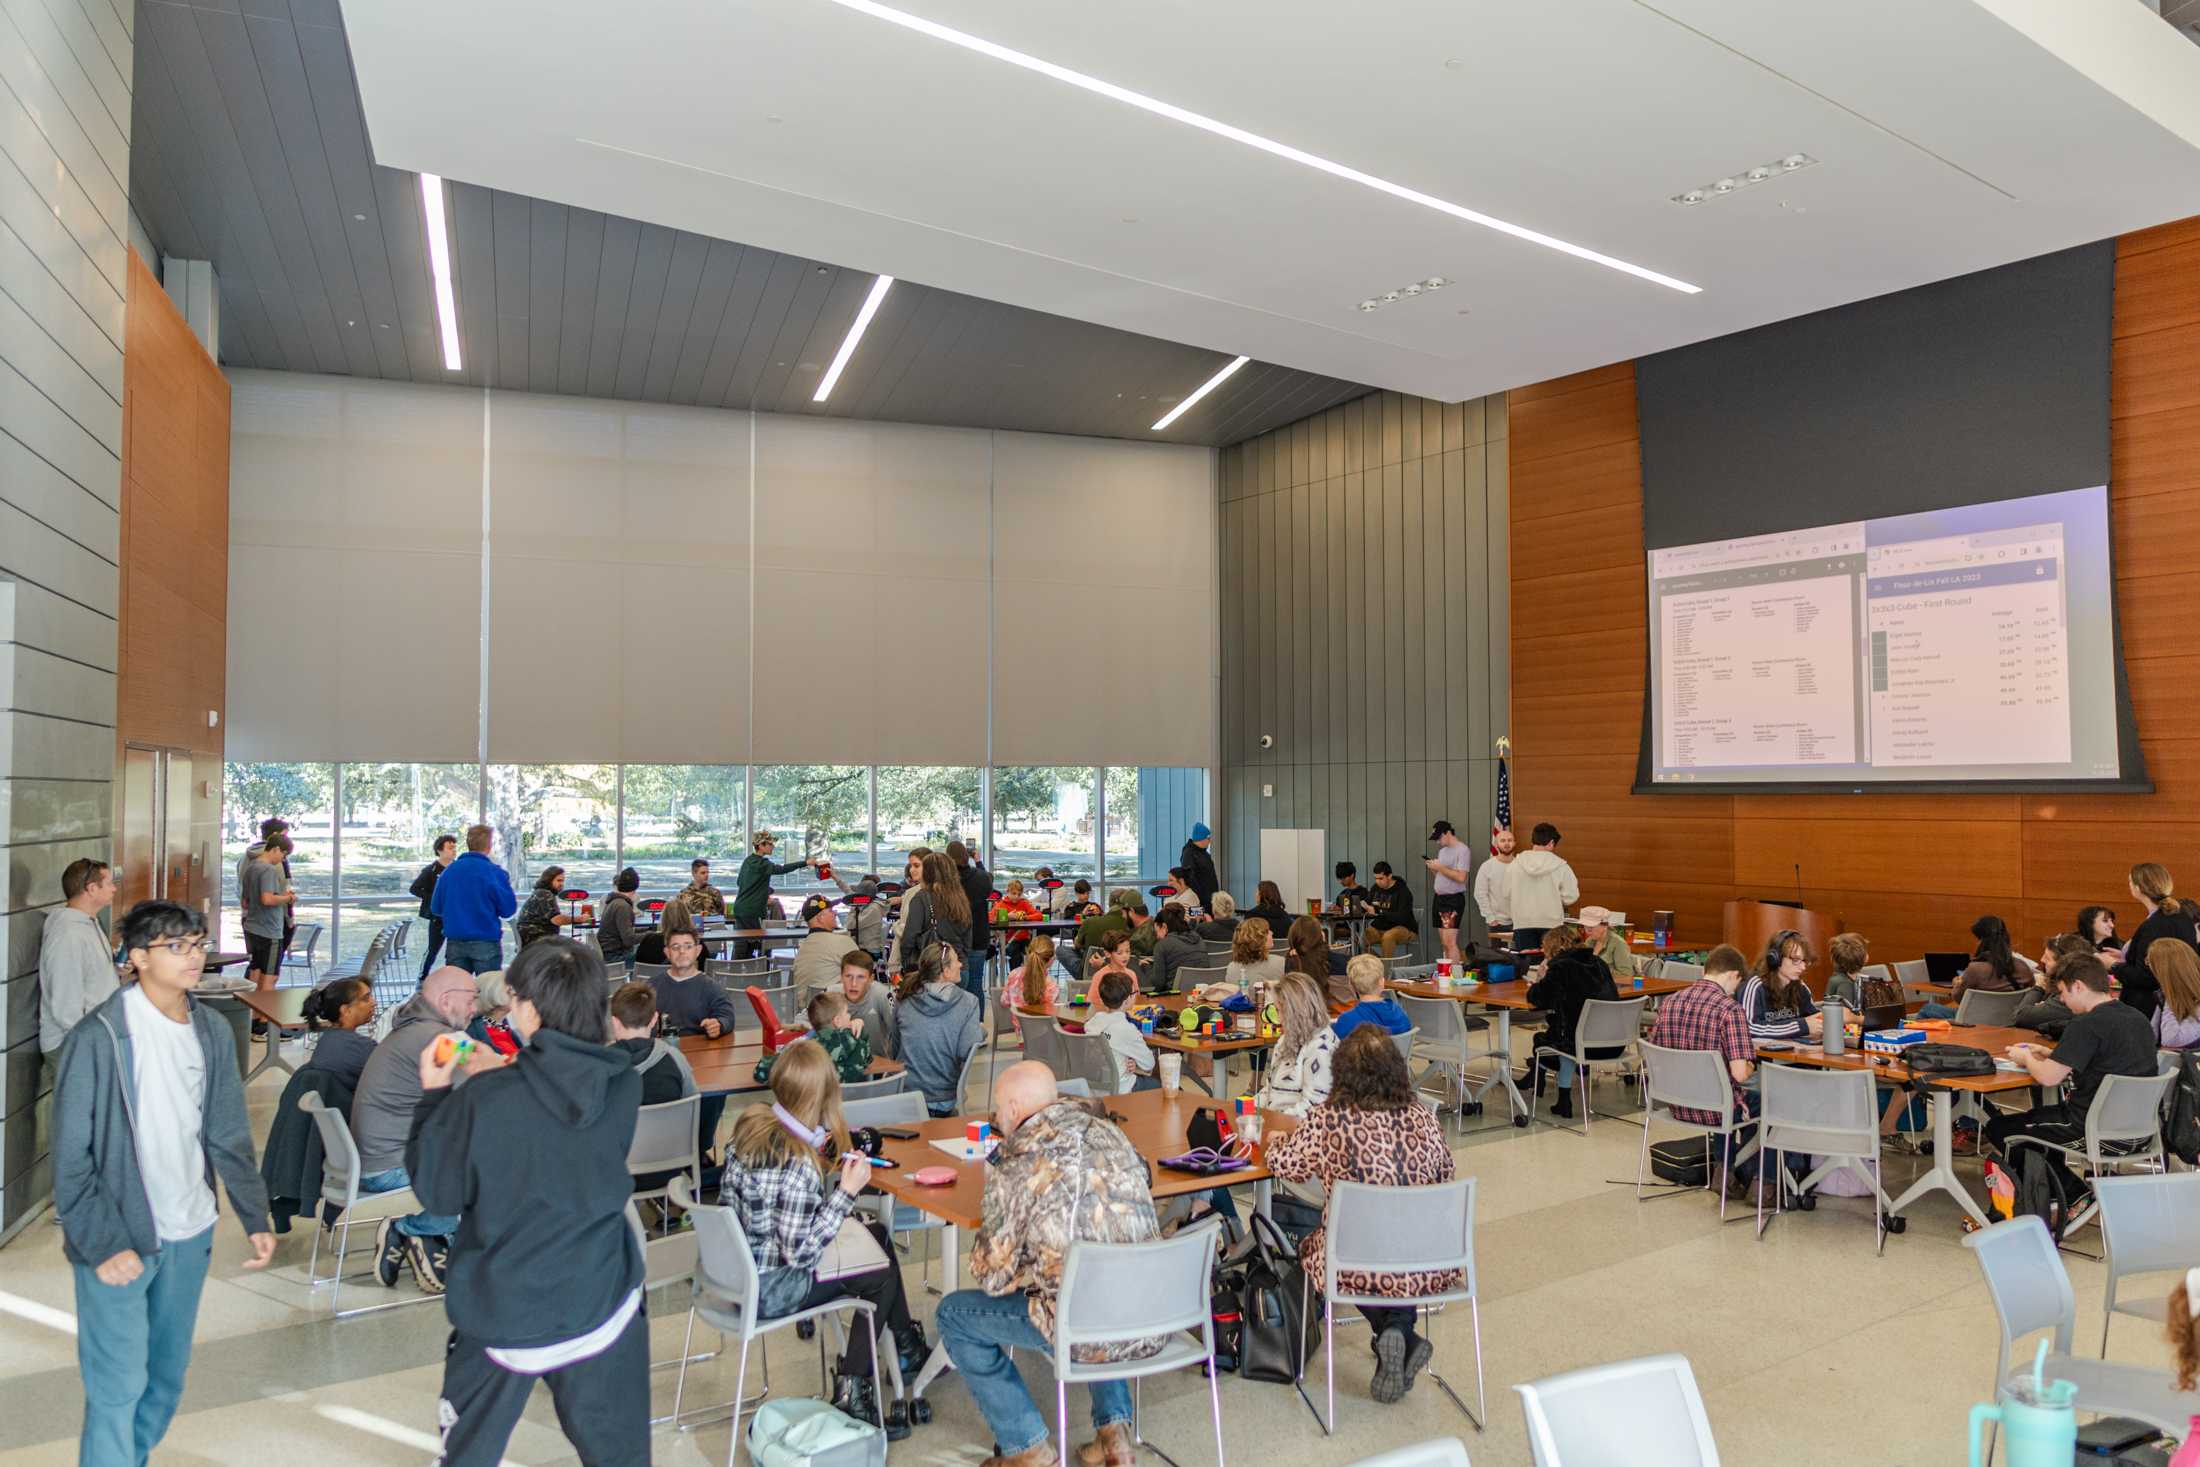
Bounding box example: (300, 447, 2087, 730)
(1923, 952, 1971, 985)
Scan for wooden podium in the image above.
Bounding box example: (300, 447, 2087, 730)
(1723, 899, 1846, 994)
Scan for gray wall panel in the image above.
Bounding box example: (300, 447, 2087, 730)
(1215, 388, 1510, 957)
(0, 0, 123, 1238)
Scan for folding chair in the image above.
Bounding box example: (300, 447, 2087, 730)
(1308, 1178, 1483, 1436)
(2004, 1070, 2176, 1238)
(1054, 1221, 1228, 1467)
(1515, 1353, 1718, 1466)
(1634, 1041, 1760, 1220)
(1753, 1063, 1897, 1251)
(2094, 1173, 2200, 1355)
(297, 1093, 441, 1319)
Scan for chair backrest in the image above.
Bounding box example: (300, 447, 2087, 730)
(1021, 1019, 1068, 1078)
(1057, 1077, 1093, 1098)
(630, 1200, 699, 1289)
(1324, 1177, 1476, 1299)
(298, 1091, 361, 1201)
(632, 962, 671, 982)
(1398, 994, 1465, 1046)
(628, 1094, 701, 1175)
(845, 1090, 929, 1128)
(1175, 964, 1229, 990)
(1759, 1063, 1877, 1160)
(1056, 1025, 1123, 1096)
(1054, 1221, 1220, 1366)
(841, 1072, 908, 1102)
(1858, 963, 1892, 982)
(1963, 1216, 2076, 1363)
(1390, 1026, 1420, 1070)
(1577, 996, 1648, 1052)
(1954, 987, 2026, 1026)
(1344, 1439, 1473, 1467)
(2097, 1173, 2200, 1288)
(1639, 1040, 1735, 1126)
(674, 1176, 760, 1320)
(1892, 958, 1929, 986)
(1515, 1353, 1719, 1467)
(744, 986, 800, 1051)
(1391, 963, 1439, 984)
(1660, 960, 1704, 985)
(2085, 1069, 2176, 1149)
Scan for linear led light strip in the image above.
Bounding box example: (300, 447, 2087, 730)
(814, 273, 895, 401)
(812, 0, 1700, 295)
(419, 173, 463, 370)
(1153, 354, 1248, 431)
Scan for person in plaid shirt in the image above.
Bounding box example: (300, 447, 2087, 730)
(1649, 944, 1771, 1191)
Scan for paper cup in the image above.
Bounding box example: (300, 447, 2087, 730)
(1239, 1111, 1264, 1146)
(1159, 1053, 1183, 1092)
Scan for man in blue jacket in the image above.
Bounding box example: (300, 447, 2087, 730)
(432, 824, 519, 974)
(54, 899, 275, 1464)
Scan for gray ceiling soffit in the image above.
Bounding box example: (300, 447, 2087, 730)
(126, 0, 1372, 446)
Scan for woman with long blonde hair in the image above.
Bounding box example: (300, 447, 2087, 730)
(722, 1042, 925, 1433)
(1257, 972, 1339, 1117)
(1013, 934, 1058, 1012)
(2145, 936, 2200, 1049)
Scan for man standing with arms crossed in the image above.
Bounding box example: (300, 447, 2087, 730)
(410, 834, 458, 979)
(38, 856, 117, 1159)
(1423, 820, 1472, 965)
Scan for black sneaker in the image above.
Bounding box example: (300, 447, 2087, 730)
(374, 1218, 404, 1288)
(1370, 1328, 1409, 1404)
(1400, 1336, 1434, 1394)
(403, 1234, 446, 1295)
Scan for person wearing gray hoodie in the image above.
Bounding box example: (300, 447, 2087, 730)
(1502, 823, 1580, 951)
(54, 900, 273, 1466)
(894, 940, 983, 1115)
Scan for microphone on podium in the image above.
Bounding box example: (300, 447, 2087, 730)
(1794, 863, 1804, 908)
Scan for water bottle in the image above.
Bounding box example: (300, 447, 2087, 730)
(1821, 998, 1846, 1056)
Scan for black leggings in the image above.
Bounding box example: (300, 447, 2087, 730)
(1984, 1107, 2085, 1196)
(1361, 1305, 1421, 1344)
(787, 1220, 915, 1377)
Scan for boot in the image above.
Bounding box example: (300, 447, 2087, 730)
(1077, 1422, 1137, 1467)
(897, 1321, 932, 1381)
(832, 1373, 909, 1441)
(981, 1445, 1058, 1467)
(1549, 1087, 1574, 1119)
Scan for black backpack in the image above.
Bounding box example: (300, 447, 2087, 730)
(1987, 1148, 2082, 1239)
(2164, 1049, 2200, 1166)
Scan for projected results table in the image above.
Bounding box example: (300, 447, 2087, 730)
(1865, 523, 2070, 767)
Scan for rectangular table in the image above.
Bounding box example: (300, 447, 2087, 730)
(1752, 1023, 2038, 1228)
(1021, 990, 1276, 1099)
(1391, 973, 1692, 1123)
(231, 986, 314, 1081)
(676, 1032, 903, 1096)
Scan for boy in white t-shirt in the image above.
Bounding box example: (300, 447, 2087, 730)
(53, 900, 274, 1464)
(1080, 969, 1156, 1092)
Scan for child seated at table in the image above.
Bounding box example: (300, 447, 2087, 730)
(1331, 952, 1412, 1040)
(1082, 969, 1156, 1092)
(840, 950, 897, 1060)
(1005, 935, 1060, 1023)
(609, 981, 704, 1197)
(754, 989, 874, 1085)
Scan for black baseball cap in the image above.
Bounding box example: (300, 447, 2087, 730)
(1427, 820, 1456, 841)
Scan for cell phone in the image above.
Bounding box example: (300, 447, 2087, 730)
(872, 1126, 920, 1141)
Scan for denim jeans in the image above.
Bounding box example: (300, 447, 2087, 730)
(359, 1166, 459, 1238)
(1916, 1001, 1957, 1021)
(964, 948, 989, 1019)
(74, 1224, 212, 1467)
(444, 937, 502, 975)
(936, 1288, 1131, 1455)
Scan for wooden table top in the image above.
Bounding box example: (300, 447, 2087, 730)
(1753, 1023, 2041, 1094)
(230, 987, 311, 1026)
(868, 1087, 1299, 1231)
(1391, 974, 1691, 1009)
(677, 1032, 903, 1095)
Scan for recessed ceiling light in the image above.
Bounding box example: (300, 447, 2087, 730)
(1673, 153, 1816, 207)
(814, 0, 1700, 295)
(352, 212, 366, 222)
(814, 273, 894, 402)
(418, 173, 462, 370)
(1152, 354, 1249, 432)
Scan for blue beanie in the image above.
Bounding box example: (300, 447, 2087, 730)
(1190, 823, 1212, 841)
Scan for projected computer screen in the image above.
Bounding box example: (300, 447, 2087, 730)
(1643, 485, 2120, 786)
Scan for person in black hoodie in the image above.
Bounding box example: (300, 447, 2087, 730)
(407, 939, 646, 1466)
(1179, 823, 1220, 912)
(1525, 924, 1618, 1120)
(411, 834, 457, 978)
(947, 840, 993, 1015)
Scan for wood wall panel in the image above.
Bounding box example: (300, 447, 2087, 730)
(118, 248, 228, 914)
(1508, 221, 2200, 957)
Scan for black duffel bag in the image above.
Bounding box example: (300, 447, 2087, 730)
(1650, 1136, 1715, 1188)
(1902, 1043, 1997, 1083)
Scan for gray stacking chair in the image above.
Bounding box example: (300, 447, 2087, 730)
(841, 1071, 908, 1102)
(1659, 960, 1704, 985)
(1053, 1221, 1228, 1467)
(2005, 1070, 2177, 1236)
(1753, 1063, 1897, 1251)
(1174, 963, 1230, 993)
(1344, 1441, 1472, 1467)
(1398, 995, 1477, 1112)
(1953, 987, 2026, 1026)
(1531, 996, 1647, 1136)
(1020, 1018, 1068, 1079)
(2094, 1172, 2200, 1354)
(1635, 1040, 1760, 1220)
(626, 1094, 702, 1227)
(1056, 1025, 1126, 1096)
(1515, 1353, 1718, 1466)
(297, 1092, 438, 1319)
(1310, 1178, 1483, 1435)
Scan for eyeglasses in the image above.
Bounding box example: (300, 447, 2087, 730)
(150, 939, 209, 958)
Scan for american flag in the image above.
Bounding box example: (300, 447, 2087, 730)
(1490, 753, 1511, 855)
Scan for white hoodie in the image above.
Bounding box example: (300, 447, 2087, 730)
(1502, 849, 1579, 930)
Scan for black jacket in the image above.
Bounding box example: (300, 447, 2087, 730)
(1367, 881, 1417, 934)
(2012, 985, 2076, 1039)
(260, 1067, 356, 1235)
(1197, 915, 1239, 943)
(1245, 901, 1296, 939)
(959, 860, 994, 956)
(2120, 906, 2197, 1018)
(1179, 841, 1220, 909)
(597, 892, 640, 963)
(899, 888, 974, 971)
(1526, 949, 1619, 1059)
(407, 1028, 644, 1347)
(410, 860, 444, 919)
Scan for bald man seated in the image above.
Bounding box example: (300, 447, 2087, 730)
(350, 966, 512, 1293)
(937, 1061, 1165, 1467)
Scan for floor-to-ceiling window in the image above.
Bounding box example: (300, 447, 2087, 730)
(620, 765, 745, 893)
(990, 767, 1097, 896)
(333, 764, 479, 966)
(1120, 766, 1210, 896)
(876, 767, 984, 885)
(483, 764, 620, 902)
(220, 763, 335, 965)
(750, 764, 866, 906)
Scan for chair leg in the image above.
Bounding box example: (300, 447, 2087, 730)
(726, 1338, 752, 1467)
(330, 1216, 347, 1317)
(1058, 1380, 1070, 1467)
(1208, 1343, 1228, 1467)
(1323, 1306, 1336, 1435)
(1635, 1117, 1650, 1200)
(674, 1306, 697, 1423)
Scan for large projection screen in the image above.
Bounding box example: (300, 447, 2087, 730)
(1634, 241, 2149, 794)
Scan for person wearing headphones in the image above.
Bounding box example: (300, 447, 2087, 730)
(1738, 929, 1824, 1042)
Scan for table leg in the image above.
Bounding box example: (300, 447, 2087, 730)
(1887, 1091, 1987, 1229)
(244, 1027, 296, 1082)
(1466, 1009, 1528, 1125)
(1212, 1051, 1231, 1103)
